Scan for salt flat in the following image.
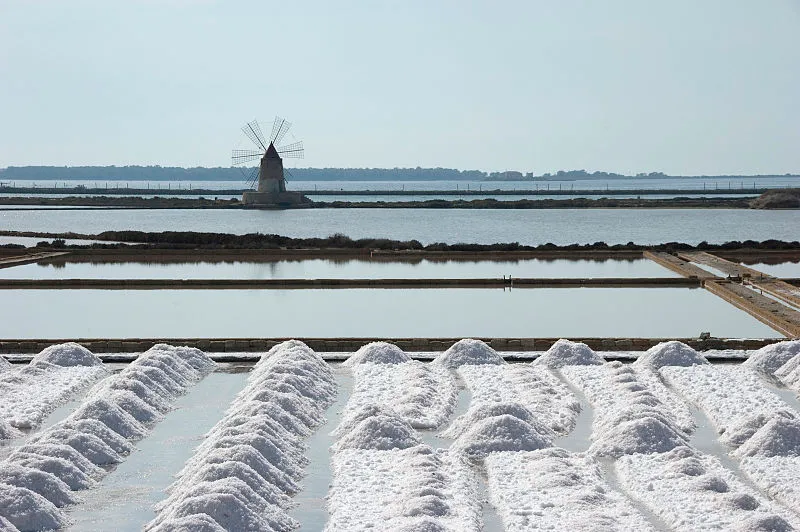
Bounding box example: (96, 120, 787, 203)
(1, 339, 800, 531)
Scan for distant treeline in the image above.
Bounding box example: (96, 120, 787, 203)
(0, 166, 797, 182)
(2, 229, 798, 253)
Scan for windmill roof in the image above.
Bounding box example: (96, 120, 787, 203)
(264, 142, 280, 159)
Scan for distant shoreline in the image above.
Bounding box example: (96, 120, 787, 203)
(1, 165, 798, 183)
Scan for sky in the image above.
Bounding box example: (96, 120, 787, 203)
(1, 0, 798, 174)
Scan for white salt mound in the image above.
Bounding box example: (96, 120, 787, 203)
(336, 413, 422, 451)
(634, 341, 708, 370)
(433, 339, 504, 369)
(8, 452, 96, 490)
(732, 514, 793, 532)
(333, 404, 400, 437)
(590, 415, 688, 458)
(0, 483, 66, 532)
(0, 356, 10, 372)
(535, 339, 603, 368)
(452, 414, 552, 457)
(736, 416, 800, 457)
(150, 514, 226, 532)
(722, 410, 797, 448)
(442, 402, 555, 440)
(69, 397, 148, 440)
(0, 419, 23, 440)
(0, 516, 20, 532)
(343, 342, 411, 366)
(743, 341, 800, 376)
(0, 464, 76, 508)
(159, 492, 296, 532)
(33, 428, 124, 466)
(776, 344, 800, 379)
(148, 344, 217, 374)
(31, 342, 103, 367)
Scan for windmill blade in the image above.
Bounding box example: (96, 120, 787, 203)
(271, 116, 292, 145)
(284, 167, 294, 181)
(245, 166, 259, 189)
(242, 120, 268, 151)
(277, 141, 304, 159)
(231, 149, 264, 166)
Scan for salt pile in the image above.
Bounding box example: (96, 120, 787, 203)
(0, 420, 23, 439)
(457, 363, 580, 434)
(743, 340, 800, 377)
(326, 445, 482, 531)
(0, 355, 11, 372)
(344, 361, 456, 429)
(661, 364, 788, 437)
(452, 414, 553, 457)
(561, 362, 688, 456)
(736, 416, 800, 458)
(335, 411, 422, 451)
(343, 341, 411, 366)
(486, 448, 656, 531)
(534, 339, 604, 368)
(0, 483, 66, 532)
(0, 343, 109, 433)
(433, 339, 504, 369)
(617, 446, 798, 530)
(633, 341, 708, 370)
(589, 413, 689, 458)
(31, 342, 104, 368)
(149, 340, 335, 532)
(0, 344, 215, 529)
(441, 402, 555, 440)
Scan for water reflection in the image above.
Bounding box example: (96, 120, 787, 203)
(0, 288, 779, 339)
(0, 257, 678, 280)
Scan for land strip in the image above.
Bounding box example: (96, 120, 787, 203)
(0, 186, 769, 196)
(0, 195, 755, 209)
(0, 251, 69, 269)
(680, 251, 800, 308)
(0, 336, 780, 357)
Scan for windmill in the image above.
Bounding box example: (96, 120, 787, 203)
(232, 117, 304, 194)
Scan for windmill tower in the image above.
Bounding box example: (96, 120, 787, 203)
(232, 117, 309, 207)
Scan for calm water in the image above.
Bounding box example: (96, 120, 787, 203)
(0, 258, 678, 280)
(1, 208, 798, 245)
(0, 288, 779, 338)
(68, 371, 248, 531)
(745, 262, 800, 278)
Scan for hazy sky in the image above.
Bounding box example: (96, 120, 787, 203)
(1, 0, 798, 174)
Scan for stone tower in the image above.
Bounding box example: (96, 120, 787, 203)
(258, 143, 286, 193)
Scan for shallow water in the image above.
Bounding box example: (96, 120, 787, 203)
(1, 208, 798, 245)
(0, 287, 780, 338)
(0, 257, 679, 280)
(67, 370, 247, 531)
(745, 262, 800, 278)
(289, 367, 351, 530)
